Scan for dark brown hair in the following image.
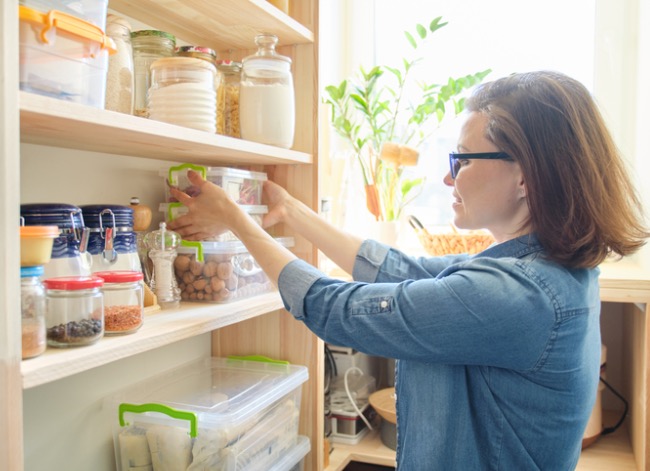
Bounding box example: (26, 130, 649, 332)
(466, 71, 648, 268)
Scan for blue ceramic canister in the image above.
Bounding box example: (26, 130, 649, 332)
(20, 203, 92, 278)
(80, 205, 142, 273)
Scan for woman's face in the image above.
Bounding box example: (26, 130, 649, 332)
(443, 112, 530, 242)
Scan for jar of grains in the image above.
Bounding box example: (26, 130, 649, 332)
(21, 265, 46, 359)
(240, 33, 295, 148)
(94, 270, 144, 335)
(131, 30, 176, 117)
(105, 14, 134, 114)
(148, 56, 217, 132)
(216, 60, 242, 137)
(44, 276, 104, 347)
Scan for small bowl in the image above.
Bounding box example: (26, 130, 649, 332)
(20, 225, 59, 266)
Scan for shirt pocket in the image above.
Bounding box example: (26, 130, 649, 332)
(349, 295, 393, 315)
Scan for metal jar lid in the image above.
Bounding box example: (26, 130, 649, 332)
(176, 45, 217, 65)
(131, 29, 176, 45)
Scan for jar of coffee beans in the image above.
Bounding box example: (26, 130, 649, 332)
(43, 276, 104, 347)
(95, 270, 144, 335)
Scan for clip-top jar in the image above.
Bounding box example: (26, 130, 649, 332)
(131, 30, 176, 117)
(240, 33, 295, 148)
(44, 276, 104, 347)
(95, 270, 144, 335)
(21, 265, 46, 359)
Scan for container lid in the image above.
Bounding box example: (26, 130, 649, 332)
(111, 357, 308, 429)
(20, 225, 60, 238)
(131, 29, 176, 44)
(159, 203, 268, 221)
(94, 270, 144, 283)
(150, 56, 216, 73)
(243, 33, 291, 65)
(216, 59, 242, 74)
(163, 163, 268, 184)
(176, 45, 217, 64)
(178, 236, 294, 262)
(21, 203, 85, 229)
(21, 265, 44, 278)
(43, 275, 104, 290)
(80, 205, 134, 228)
(19, 5, 116, 54)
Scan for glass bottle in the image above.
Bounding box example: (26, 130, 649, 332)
(216, 60, 242, 138)
(144, 222, 181, 309)
(131, 30, 176, 117)
(105, 14, 134, 114)
(240, 33, 295, 148)
(21, 265, 46, 359)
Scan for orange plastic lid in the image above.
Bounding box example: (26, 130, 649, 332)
(20, 225, 60, 238)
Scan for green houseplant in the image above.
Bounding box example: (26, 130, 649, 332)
(324, 17, 491, 222)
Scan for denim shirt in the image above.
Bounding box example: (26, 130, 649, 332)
(278, 234, 601, 470)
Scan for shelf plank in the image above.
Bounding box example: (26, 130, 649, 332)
(598, 261, 650, 303)
(21, 292, 284, 389)
(19, 92, 311, 165)
(108, 0, 313, 52)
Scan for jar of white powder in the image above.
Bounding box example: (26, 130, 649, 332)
(240, 33, 295, 148)
(105, 14, 134, 114)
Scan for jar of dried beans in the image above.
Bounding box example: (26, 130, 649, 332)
(44, 276, 104, 347)
(95, 270, 144, 335)
(21, 265, 46, 359)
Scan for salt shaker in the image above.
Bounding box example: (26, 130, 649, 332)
(144, 222, 181, 309)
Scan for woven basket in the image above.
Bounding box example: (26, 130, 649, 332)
(409, 216, 495, 256)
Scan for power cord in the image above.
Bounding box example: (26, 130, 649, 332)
(599, 376, 628, 436)
(342, 366, 373, 431)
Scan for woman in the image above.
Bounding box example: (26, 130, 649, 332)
(168, 71, 648, 470)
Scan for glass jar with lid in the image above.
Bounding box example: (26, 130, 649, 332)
(105, 14, 134, 114)
(95, 270, 144, 335)
(176, 45, 217, 67)
(21, 265, 46, 359)
(216, 60, 242, 138)
(240, 33, 295, 148)
(44, 276, 104, 347)
(148, 56, 217, 133)
(131, 30, 176, 117)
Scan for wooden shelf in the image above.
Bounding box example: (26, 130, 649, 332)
(598, 261, 650, 303)
(19, 92, 312, 166)
(108, 0, 314, 52)
(326, 412, 638, 471)
(21, 291, 284, 389)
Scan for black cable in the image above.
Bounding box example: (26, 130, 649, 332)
(599, 375, 628, 436)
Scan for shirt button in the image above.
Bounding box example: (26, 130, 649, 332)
(380, 300, 388, 309)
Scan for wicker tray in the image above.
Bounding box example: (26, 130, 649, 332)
(408, 216, 495, 256)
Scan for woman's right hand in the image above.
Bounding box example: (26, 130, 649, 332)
(262, 180, 292, 229)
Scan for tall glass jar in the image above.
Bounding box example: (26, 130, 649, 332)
(148, 57, 217, 132)
(216, 60, 242, 138)
(105, 14, 134, 114)
(21, 265, 46, 359)
(44, 276, 104, 347)
(240, 33, 295, 148)
(131, 30, 176, 117)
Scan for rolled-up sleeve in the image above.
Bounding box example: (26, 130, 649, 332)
(277, 259, 324, 320)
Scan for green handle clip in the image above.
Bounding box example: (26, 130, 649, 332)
(168, 163, 207, 187)
(118, 402, 198, 438)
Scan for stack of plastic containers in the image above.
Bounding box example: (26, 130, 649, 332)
(18, 0, 114, 108)
(107, 357, 310, 471)
(157, 163, 293, 303)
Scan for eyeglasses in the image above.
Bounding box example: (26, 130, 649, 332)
(448, 152, 513, 179)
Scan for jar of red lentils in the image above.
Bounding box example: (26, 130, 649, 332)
(95, 270, 144, 335)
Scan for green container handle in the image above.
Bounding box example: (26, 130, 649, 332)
(168, 163, 207, 187)
(118, 403, 198, 438)
(180, 240, 204, 262)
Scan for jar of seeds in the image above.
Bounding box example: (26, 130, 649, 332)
(44, 276, 104, 347)
(95, 270, 144, 335)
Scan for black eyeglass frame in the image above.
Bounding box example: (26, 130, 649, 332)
(448, 152, 513, 179)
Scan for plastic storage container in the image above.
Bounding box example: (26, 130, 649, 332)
(163, 163, 267, 205)
(43, 275, 104, 347)
(240, 33, 295, 148)
(20, 224, 59, 266)
(20, 203, 92, 279)
(174, 237, 294, 303)
(148, 56, 217, 132)
(80, 205, 142, 273)
(21, 265, 47, 359)
(95, 270, 144, 335)
(18, 5, 115, 107)
(20, 0, 109, 30)
(159, 202, 268, 242)
(131, 30, 176, 117)
(107, 357, 308, 471)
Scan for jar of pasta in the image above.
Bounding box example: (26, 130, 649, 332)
(95, 270, 144, 335)
(216, 60, 241, 137)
